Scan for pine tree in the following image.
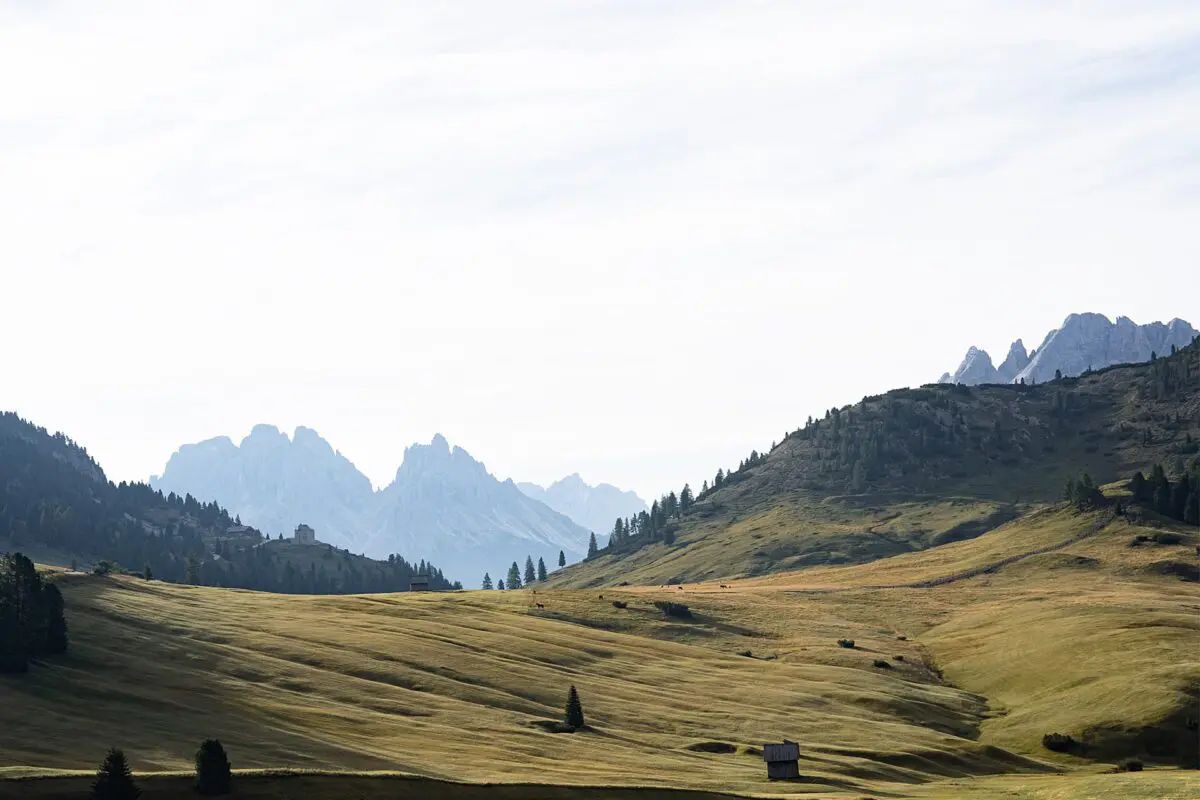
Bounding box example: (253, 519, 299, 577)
(0, 596, 26, 673)
(143, 564, 152, 581)
(558, 550, 566, 568)
(41, 583, 68, 655)
(481, 573, 493, 590)
(565, 684, 585, 729)
(524, 556, 536, 586)
(194, 739, 232, 795)
(536, 557, 547, 582)
(680, 483, 693, 511)
(506, 562, 522, 590)
(91, 748, 140, 800)
(1130, 471, 1147, 502)
(185, 555, 200, 585)
(497, 579, 505, 590)
(586, 532, 598, 558)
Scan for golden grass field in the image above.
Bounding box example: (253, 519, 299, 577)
(1, 506, 1197, 799)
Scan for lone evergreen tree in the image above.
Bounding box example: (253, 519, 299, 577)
(565, 684, 585, 730)
(557, 550, 566, 568)
(481, 572, 493, 590)
(586, 532, 598, 558)
(41, 583, 68, 655)
(194, 739, 232, 795)
(143, 564, 152, 581)
(536, 557, 547, 582)
(506, 561, 522, 589)
(524, 556, 536, 586)
(91, 748, 140, 800)
(497, 579, 505, 590)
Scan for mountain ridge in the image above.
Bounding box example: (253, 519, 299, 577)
(941, 313, 1195, 386)
(152, 428, 592, 583)
(517, 473, 648, 535)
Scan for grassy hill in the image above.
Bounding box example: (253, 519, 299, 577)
(2, 498, 1197, 798)
(554, 341, 1199, 587)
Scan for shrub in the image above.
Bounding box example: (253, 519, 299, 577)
(837, 638, 855, 649)
(1119, 758, 1143, 772)
(1042, 733, 1078, 753)
(617, 581, 630, 586)
(894, 654, 905, 661)
(1154, 532, 1184, 545)
(611, 600, 627, 609)
(194, 739, 232, 795)
(872, 659, 892, 669)
(91, 748, 140, 800)
(653, 601, 693, 619)
(737, 649, 752, 657)
(896, 635, 907, 641)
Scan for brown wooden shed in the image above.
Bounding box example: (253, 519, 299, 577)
(762, 740, 800, 780)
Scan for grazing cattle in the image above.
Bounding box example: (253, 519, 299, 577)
(535, 602, 545, 609)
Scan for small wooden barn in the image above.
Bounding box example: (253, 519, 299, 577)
(409, 575, 431, 592)
(762, 740, 800, 780)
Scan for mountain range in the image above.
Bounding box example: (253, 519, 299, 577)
(151, 428, 641, 583)
(517, 475, 648, 537)
(940, 313, 1195, 386)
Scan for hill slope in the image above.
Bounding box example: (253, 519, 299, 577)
(1, 502, 1196, 797)
(555, 337, 1199, 587)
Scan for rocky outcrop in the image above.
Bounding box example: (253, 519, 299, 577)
(940, 314, 1196, 386)
(153, 429, 592, 583)
(517, 474, 647, 535)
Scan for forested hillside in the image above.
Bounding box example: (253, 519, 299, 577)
(0, 413, 453, 593)
(560, 338, 1200, 585)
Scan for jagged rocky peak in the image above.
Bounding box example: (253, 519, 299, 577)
(940, 313, 1196, 386)
(947, 346, 998, 385)
(996, 339, 1031, 383)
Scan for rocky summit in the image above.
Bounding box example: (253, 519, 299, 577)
(941, 313, 1195, 386)
(153, 429, 591, 582)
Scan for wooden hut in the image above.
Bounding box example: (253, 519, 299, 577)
(762, 740, 800, 780)
(409, 575, 430, 592)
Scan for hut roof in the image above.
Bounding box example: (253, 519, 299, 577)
(763, 741, 800, 763)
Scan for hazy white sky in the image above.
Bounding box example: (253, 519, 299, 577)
(3, 1, 1198, 500)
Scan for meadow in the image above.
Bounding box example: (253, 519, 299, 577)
(1, 507, 1196, 799)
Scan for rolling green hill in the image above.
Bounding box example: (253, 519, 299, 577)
(554, 340, 1199, 587)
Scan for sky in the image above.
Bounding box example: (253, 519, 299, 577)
(2, 1, 1198, 501)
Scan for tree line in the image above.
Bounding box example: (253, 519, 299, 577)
(482, 552, 560, 590)
(0, 552, 68, 673)
(1130, 463, 1199, 525)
